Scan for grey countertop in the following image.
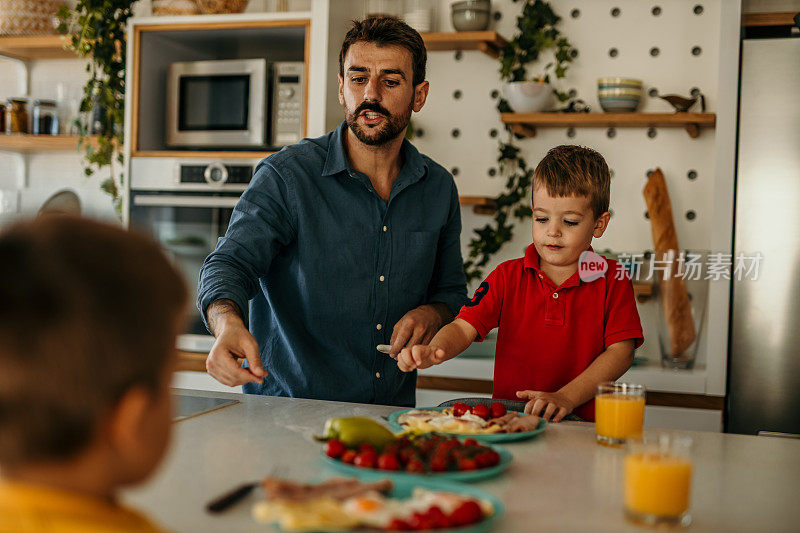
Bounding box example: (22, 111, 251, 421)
(124, 388, 800, 533)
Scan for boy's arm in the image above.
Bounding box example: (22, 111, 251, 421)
(517, 339, 636, 422)
(395, 318, 478, 372)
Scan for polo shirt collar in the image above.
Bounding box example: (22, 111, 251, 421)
(321, 121, 427, 185)
(523, 244, 596, 289)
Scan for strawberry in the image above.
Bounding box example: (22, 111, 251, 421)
(452, 402, 471, 417)
(471, 403, 490, 420)
(490, 401, 507, 418)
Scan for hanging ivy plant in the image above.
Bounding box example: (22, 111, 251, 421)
(57, 0, 137, 215)
(463, 0, 576, 283)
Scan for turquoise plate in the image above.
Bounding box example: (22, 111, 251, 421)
(321, 444, 512, 483)
(387, 406, 547, 443)
(266, 475, 505, 533)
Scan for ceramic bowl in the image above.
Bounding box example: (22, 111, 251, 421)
(502, 81, 554, 113)
(451, 7, 491, 31)
(597, 77, 643, 90)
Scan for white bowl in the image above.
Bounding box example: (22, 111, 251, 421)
(502, 81, 554, 113)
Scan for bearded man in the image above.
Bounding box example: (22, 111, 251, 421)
(197, 17, 467, 405)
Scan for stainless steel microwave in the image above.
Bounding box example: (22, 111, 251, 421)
(165, 59, 304, 149)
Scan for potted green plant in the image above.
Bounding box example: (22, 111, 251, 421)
(463, 0, 576, 283)
(56, 0, 137, 215)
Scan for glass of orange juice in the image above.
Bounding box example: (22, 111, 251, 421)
(595, 382, 645, 446)
(624, 433, 693, 527)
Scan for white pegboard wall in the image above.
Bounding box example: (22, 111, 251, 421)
(417, 0, 724, 268)
(413, 0, 738, 375)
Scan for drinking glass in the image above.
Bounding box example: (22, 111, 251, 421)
(595, 382, 645, 446)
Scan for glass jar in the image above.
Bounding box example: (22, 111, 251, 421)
(5, 98, 28, 134)
(32, 99, 59, 135)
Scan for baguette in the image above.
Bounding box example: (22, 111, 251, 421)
(642, 168, 696, 358)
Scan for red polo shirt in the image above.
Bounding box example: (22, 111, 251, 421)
(456, 245, 644, 421)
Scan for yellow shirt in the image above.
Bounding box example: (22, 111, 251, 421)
(0, 481, 168, 533)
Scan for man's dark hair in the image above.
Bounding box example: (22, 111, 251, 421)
(339, 16, 427, 86)
(0, 216, 187, 467)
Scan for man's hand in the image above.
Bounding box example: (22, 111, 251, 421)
(396, 345, 447, 372)
(516, 390, 576, 423)
(389, 304, 450, 357)
(205, 300, 267, 387)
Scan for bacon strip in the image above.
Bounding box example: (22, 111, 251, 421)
(504, 414, 541, 433)
(261, 477, 393, 503)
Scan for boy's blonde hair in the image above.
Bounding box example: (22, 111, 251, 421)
(532, 145, 611, 218)
(0, 216, 187, 467)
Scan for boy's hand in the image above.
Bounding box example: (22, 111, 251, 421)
(516, 390, 576, 423)
(396, 345, 447, 372)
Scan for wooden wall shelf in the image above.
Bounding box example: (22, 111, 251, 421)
(459, 195, 496, 215)
(131, 150, 276, 159)
(742, 11, 798, 27)
(421, 31, 508, 59)
(0, 35, 77, 61)
(0, 134, 97, 153)
(501, 112, 717, 139)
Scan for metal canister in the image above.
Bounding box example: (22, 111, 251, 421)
(32, 99, 58, 135)
(5, 98, 28, 134)
(0, 102, 5, 133)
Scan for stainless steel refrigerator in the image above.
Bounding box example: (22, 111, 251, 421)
(729, 34, 800, 436)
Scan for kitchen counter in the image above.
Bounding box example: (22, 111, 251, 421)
(125, 389, 800, 532)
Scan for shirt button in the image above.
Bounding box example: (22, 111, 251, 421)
(382, 226, 388, 232)
(552, 292, 559, 299)
(376, 323, 382, 330)
(375, 372, 381, 379)
(538, 273, 543, 279)
(379, 275, 385, 282)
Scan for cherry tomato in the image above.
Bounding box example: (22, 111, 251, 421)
(405, 459, 425, 473)
(430, 455, 448, 472)
(471, 404, 490, 420)
(323, 439, 346, 459)
(358, 443, 377, 455)
(490, 401, 507, 418)
(463, 438, 479, 447)
(377, 452, 400, 471)
(425, 505, 449, 528)
(340, 449, 357, 464)
(354, 450, 377, 468)
(452, 402, 471, 417)
(386, 518, 410, 530)
(450, 501, 483, 526)
(408, 512, 434, 531)
(458, 457, 478, 471)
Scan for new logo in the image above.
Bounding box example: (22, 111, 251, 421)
(579, 250, 608, 282)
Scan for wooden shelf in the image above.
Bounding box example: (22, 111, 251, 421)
(742, 11, 797, 27)
(132, 150, 276, 159)
(459, 195, 496, 215)
(0, 134, 98, 153)
(0, 35, 77, 61)
(421, 31, 508, 59)
(501, 112, 717, 139)
(633, 281, 653, 302)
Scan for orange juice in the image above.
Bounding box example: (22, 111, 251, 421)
(624, 452, 692, 520)
(595, 393, 645, 444)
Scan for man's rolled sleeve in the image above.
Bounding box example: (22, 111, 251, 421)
(426, 182, 468, 316)
(197, 161, 297, 331)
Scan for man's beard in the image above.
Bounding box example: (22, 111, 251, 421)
(345, 99, 413, 146)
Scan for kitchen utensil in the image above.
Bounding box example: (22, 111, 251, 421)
(376, 344, 392, 354)
(387, 405, 547, 443)
(438, 397, 584, 422)
(206, 481, 259, 513)
(206, 465, 286, 513)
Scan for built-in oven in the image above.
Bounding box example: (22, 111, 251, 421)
(165, 58, 304, 150)
(129, 158, 259, 352)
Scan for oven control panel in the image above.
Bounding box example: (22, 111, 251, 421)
(271, 61, 304, 147)
(179, 163, 253, 185)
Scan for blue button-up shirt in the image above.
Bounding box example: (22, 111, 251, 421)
(197, 122, 467, 406)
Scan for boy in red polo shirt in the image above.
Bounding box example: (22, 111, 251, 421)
(395, 145, 643, 422)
